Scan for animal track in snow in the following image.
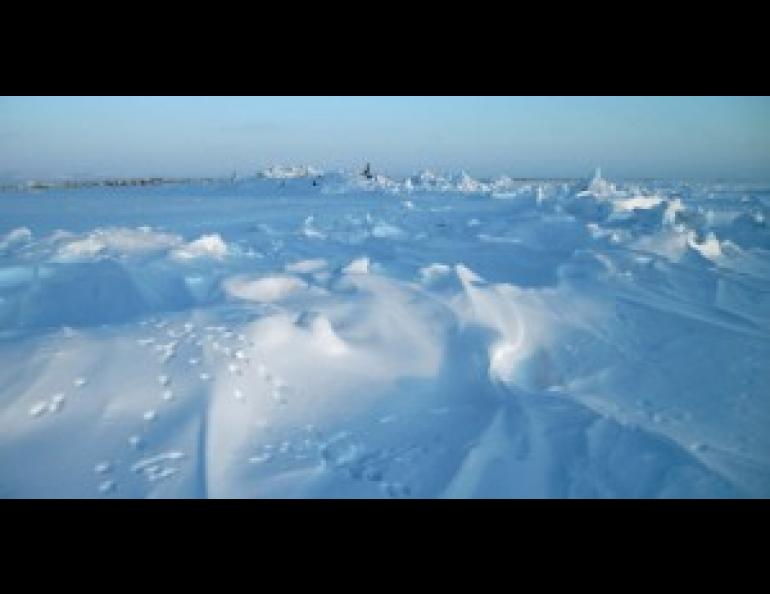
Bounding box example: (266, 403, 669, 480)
(98, 479, 116, 493)
(29, 393, 66, 418)
(48, 393, 65, 413)
(29, 401, 48, 417)
(131, 451, 185, 483)
(94, 461, 111, 474)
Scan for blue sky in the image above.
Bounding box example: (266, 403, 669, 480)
(1, 96, 768, 180)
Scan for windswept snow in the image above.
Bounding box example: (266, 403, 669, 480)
(1, 169, 769, 498)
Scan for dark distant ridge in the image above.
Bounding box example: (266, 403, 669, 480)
(0, 176, 230, 192)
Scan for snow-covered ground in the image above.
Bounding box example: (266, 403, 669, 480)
(1, 168, 769, 498)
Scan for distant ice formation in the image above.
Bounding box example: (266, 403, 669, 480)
(259, 165, 323, 179)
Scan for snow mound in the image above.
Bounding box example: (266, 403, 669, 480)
(171, 234, 228, 261)
(295, 311, 349, 356)
(223, 274, 307, 302)
(53, 227, 181, 263)
(2, 171, 769, 498)
(0, 227, 32, 251)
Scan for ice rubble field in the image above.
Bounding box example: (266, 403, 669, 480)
(1, 169, 769, 498)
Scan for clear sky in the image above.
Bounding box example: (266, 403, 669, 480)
(1, 96, 769, 181)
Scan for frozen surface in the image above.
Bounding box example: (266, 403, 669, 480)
(1, 169, 769, 498)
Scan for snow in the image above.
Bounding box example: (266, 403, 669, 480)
(342, 257, 370, 274)
(52, 227, 182, 263)
(170, 234, 228, 261)
(223, 274, 307, 302)
(285, 259, 328, 274)
(1, 169, 769, 498)
(0, 227, 32, 251)
(688, 231, 723, 261)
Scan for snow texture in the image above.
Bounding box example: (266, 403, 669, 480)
(1, 168, 769, 498)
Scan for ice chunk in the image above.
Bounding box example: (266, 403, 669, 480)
(688, 232, 722, 261)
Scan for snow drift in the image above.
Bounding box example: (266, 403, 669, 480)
(1, 169, 768, 498)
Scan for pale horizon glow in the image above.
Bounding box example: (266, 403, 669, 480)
(1, 96, 769, 182)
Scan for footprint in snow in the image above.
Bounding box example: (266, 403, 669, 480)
(48, 393, 65, 413)
(29, 401, 48, 418)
